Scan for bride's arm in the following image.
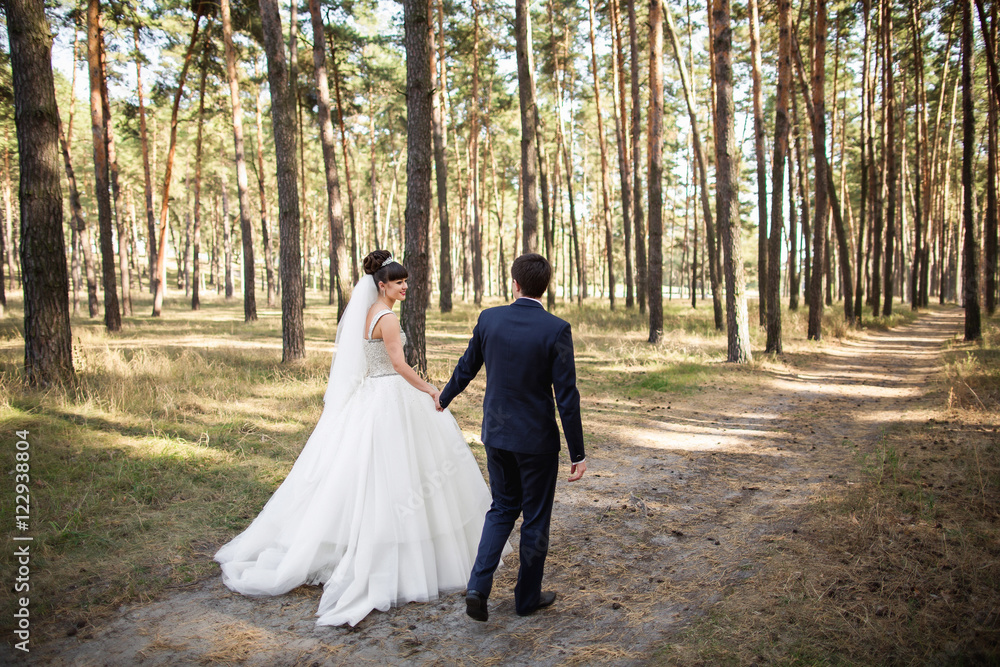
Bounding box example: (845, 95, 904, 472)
(379, 314, 437, 396)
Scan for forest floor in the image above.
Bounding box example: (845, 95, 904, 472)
(4, 300, 998, 665)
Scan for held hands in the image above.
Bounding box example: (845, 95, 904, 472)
(428, 385, 444, 412)
(568, 459, 587, 482)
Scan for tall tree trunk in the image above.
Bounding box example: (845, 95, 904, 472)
(588, 0, 617, 309)
(401, 0, 432, 373)
(307, 0, 347, 319)
(748, 0, 768, 327)
(909, 2, 925, 310)
(431, 0, 452, 313)
(871, 10, 886, 316)
(793, 88, 811, 310)
(220, 173, 234, 299)
(962, 0, 981, 339)
(254, 68, 277, 307)
(515, 0, 539, 253)
(6, 0, 74, 384)
(713, 0, 752, 362)
(792, 25, 854, 329)
(550, 7, 583, 302)
(97, 18, 130, 317)
(191, 33, 209, 311)
(648, 0, 664, 342)
(58, 116, 98, 318)
(259, 0, 305, 361)
(664, 6, 724, 330)
(134, 26, 157, 294)
(628, 0, 647, 313)
(330, 44, 359, 284)
(2, 139, 17, 292)
(978, 0, 999, 315)
(806, 0, 827, 340)
(60, 42, 98, 318)
(766, 0, 791, 354)
(856, 0, 873, 323)
(221, 0, 257, 320)
(882, 0, 897, 317)
(471, 0, 483, 304)
(611, 0, 634, 308)
(87, 0, 120, 332)
(152, 11, 204, 316)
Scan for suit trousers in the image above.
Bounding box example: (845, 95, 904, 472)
(467, 446, 559, 615)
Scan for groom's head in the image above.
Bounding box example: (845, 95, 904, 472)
(511, 254, 551, 298)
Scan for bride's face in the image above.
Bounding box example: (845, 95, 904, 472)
(382, 278, 408, 302)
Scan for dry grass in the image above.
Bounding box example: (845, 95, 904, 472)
(0, 283, 964, 661)
(654, 311, 1000, 665)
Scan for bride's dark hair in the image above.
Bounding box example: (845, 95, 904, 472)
(363, 250, 408, 287)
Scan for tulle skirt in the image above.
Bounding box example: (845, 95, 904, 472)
(215, 374, 495, 626)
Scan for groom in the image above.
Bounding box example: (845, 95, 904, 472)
(436, 253, 586, 621)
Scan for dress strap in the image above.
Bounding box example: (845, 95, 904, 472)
(366, 309, 394, 340)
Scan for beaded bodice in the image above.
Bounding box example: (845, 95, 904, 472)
(365, 309, 405, 378)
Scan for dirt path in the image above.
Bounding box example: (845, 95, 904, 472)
(25, 308, 965, 666)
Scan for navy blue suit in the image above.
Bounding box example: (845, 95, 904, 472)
(439, 298, 585, 614)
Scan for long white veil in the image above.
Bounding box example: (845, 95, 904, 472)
(323, 277, 377, 410)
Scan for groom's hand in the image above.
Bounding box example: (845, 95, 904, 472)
(432, 391, 444, 411)
(568, 460, 587, 482)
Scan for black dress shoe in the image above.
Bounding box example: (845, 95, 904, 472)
(466, 589, 488, 622)
(516, 591, 557, 617)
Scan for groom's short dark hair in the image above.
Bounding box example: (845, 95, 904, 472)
(511, 254, 551, 298)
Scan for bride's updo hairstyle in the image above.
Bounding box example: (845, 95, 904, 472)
(363, 249, 409, 288)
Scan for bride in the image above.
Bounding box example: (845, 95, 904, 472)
(215, 249, 498, 626)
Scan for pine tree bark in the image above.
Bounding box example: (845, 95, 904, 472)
(588, 0, 617, 309)
(628, 0, 647, 313)
(856, 0, 873, 323)
(515, 0, 539, 253)
(253, 70, 277, 306)
(748, 0, 768, 327)
(400, 0, 432, 373)
(805, 0, 827, 340)
(909, 2, 926, 310)
(330, 45, 359, 284)
(87, 0, 120, 332)
(430, 0, 452, 312)
(260, 0, 306, 361)
(471, 0, 483, 304)
(5, 0, 74, 384)
(220, 0, 257, 320)
(648, 0, 664, 342)
(97, 18, 130, 317)
(712, 0, 752, 362)
(962, 0, 981, 339)
(2, 140, 17, 292)
(58, 117, 99, 319)
(766, 0, 791, 354)
(134, 26, 157, 294)
(307, 0, 348, 319)
(882, 0, 897, 317)
(191, 35, 208, 311)
(152, 10, 205, 316)
(664, 6, 724, 330)
(976, 0, 998, 315)
(610, 0, 634, 308)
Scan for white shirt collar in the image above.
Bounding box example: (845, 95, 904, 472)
(516, 296, 544, 308)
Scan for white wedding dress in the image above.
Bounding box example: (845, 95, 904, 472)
(215, 278, 496, 627)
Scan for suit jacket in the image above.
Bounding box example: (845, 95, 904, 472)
(439, 299, 585, 463)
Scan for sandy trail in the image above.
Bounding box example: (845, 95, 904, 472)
(24, 308, 964, 666)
